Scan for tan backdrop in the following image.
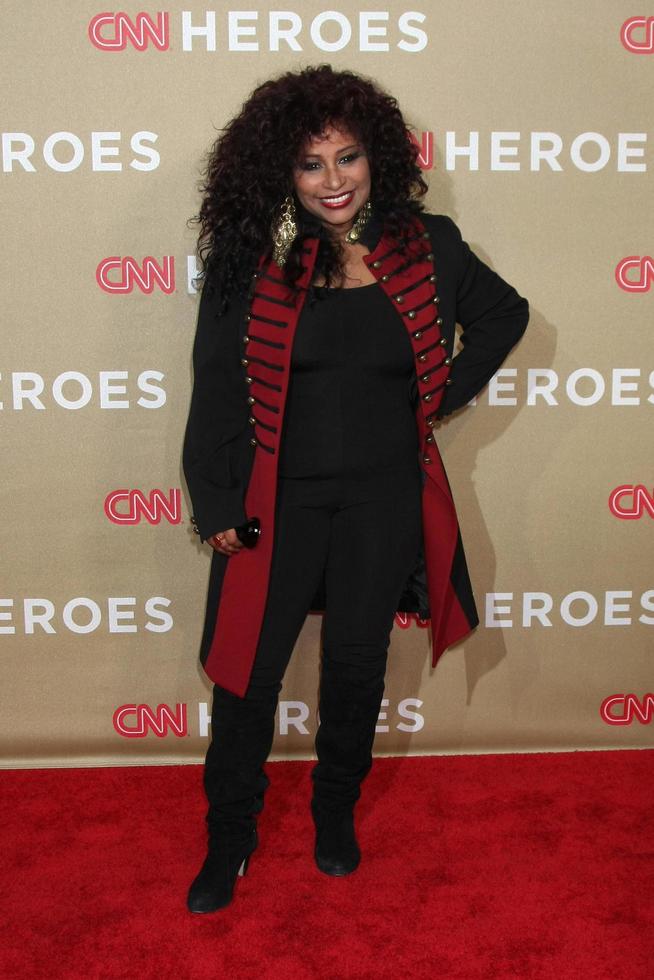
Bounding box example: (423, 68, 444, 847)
(2, 1, 652, 767)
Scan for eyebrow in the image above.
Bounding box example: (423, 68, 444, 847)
(302, 142, 361, 159)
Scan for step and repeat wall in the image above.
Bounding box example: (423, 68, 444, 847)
(2, 2, 652, 767)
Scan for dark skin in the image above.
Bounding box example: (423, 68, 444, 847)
(209, 125, 373, 556)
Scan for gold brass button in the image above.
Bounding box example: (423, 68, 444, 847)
(420, 373, 431, 383)
(394, 295, 404, 304)
(243, 334, 250, 343)
(245, 314, 252, 321)
(445, 378, 454, 386)
(429, 274, 437, 283)
(372, 260, 382, 269)
(381, 274, 389, 283)
(432, 296, 440, 304)
(439, 336, 447, 346)
(241, 358, 249, 367)
(423, 393, 433, 402)
(413, 330, 422, 339)
(248, 416, 256, 425)
(418, 353, 428, 363)
(245, 376, 253, 384)
(252, 270, 260, 278)
(444, 357, 452, 366)
(422, 231, 430, 239)
(426, 252, 434, 261)
(247, 396, 255, 404)
(437, 318, 444, 328)
(423, 455, 432, 464)
(407, 311, 416, 320)
(250, 438, 257, 447)
(426, 416, 436, 427)
(426, 433, 435, 444)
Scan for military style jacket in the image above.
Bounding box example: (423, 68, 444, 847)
(183, 212, 529, 697)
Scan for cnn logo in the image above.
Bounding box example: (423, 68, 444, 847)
(609, 485, 654, 520)
(104, 489, 181, 525)
(113, 703, 187, 737)
(96, 256, 175, 294)
(408, 132, 433, 170)
(600, 694, 654, 725)
(615, 256, 654, 292)
(89, 12, 169, 51)
(394, 612, 430, 629)
(620, 17, 654, 53)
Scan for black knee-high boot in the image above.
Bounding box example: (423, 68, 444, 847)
(187, 682, 279, 913)
(310, 658, 386, 876)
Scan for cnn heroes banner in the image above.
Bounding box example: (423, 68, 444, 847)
(112, 692, 654, 741)
(4, 367, 654, 412)
(112, 697, 426, 739)
(3, 589, 652, 638)
(0, 371, 165, 411)
(2, 130, 650, 174)
(0, 597, 172, 636)
(84, 10, 654, 56)
(87, 8, 428, 52)
(2, 0, 653, 767)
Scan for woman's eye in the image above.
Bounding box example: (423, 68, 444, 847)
(339, 153, 360, 164)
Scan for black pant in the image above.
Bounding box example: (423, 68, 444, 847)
(248, 473, 423, 691)
(204, 473, 423, 831)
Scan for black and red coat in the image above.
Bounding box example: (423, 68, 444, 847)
(183, 212, 529, 697)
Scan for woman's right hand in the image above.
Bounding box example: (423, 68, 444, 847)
(208, 528, 244, 556)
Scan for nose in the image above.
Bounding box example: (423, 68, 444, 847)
(323, 164, 346, 191)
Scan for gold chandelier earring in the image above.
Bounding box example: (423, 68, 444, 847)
(345, 200, 372, 244)
(272, 194, 298, 268)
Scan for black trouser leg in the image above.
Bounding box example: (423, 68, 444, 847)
(203, 683, 280, 845)
(189, 683, 280, 912)
(312, 484, 423, 813)
(192, 481, 334, 909)
(202, 478, 332, 838)
(312, 661, 386, 813)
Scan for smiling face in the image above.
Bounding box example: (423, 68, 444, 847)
(292, 124, 371, 238)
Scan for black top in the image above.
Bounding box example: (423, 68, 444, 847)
(278, 281, 421, 500)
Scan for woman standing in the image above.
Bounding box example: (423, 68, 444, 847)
(183, 65, 529, 913)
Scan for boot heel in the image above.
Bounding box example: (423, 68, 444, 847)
(187, 833, 257, 913)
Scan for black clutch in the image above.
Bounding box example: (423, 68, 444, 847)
(234, 516, 261, 549)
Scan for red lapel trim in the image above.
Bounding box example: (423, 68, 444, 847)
(363, 216, 460, 651)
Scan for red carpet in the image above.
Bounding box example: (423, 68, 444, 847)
(2, 751, 653, 979)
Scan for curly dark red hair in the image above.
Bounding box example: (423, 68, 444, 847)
(193, 64, 428, 308)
